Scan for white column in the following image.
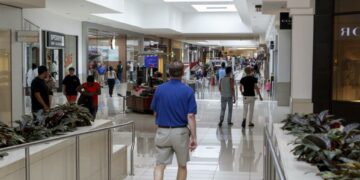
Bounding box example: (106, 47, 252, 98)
(290, 14, 314, 113)
(276, 30, 292, 106)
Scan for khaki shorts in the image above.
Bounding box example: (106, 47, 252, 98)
(155, 127, 190, 166)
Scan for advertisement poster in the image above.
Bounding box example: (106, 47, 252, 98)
(145, 56, 158, 68)
(88, 46, 119, 62)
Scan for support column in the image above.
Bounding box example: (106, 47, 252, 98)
(276, 30, 291, 106)
(290, 14, 314, 113)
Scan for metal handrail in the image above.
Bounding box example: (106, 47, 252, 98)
(264, 126, 286, 180)
(0, 121, 136, 180)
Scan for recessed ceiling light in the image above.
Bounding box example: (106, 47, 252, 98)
(192, 4, 237, 12)
(164, 0, 233, 2)
(237, 47, 257, 50)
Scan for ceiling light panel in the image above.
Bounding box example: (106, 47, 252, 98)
(192, 4, 237, 12)
(164, 0, 233, 2)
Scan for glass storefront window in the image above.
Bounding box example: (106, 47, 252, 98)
(23, 20, 40, 115)
(335, 0, 360, 13)
(0, 30, 11, 125)
(64, 35, 77, 75)
(333, 14, 360, 102)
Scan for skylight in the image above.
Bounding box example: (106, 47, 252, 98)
(164, 0, 233, 2)
(192, 4, 237, 12)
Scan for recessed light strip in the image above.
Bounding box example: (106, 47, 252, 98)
(164, 0, 233, 2)
(192, 4, 237, 12)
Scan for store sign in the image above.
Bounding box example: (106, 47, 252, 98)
(280, 12, 292, 30)
(16, 31, 39, 43)
(145, 56, 158, 68)
(340, 26, 360, 37)
(47, 32, 65, 47)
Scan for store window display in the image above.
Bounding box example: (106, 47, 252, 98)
(333, 14, 360, 102)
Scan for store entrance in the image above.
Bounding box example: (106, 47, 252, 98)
(45, 48, 64, 92)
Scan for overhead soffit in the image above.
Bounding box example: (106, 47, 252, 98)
(262, 1, 287, 15)
(0, 0, 45, 8)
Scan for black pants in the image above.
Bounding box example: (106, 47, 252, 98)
(117, 73, 122, 82)
(89, 106, 98, 120)
(107, 79, 115, 96)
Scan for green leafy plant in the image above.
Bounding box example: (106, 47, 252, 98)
(14, 115, 52, 142)
(0, 104, 94, 153)
(0, 121, 25, 148)
(290, 122, 360, 179)
(35, 104, 94, 135)
(281, 110, 342, 135)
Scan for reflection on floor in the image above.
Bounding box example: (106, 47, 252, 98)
(25, 83, 289, 180)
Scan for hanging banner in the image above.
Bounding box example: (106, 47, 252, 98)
(16, 31, 39, 43)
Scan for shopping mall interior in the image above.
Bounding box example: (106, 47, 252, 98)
(0, 0, 359, 180)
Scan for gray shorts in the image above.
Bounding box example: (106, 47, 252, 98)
(154, 127, 190, 166)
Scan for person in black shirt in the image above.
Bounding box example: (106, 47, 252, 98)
(62, 67, 81, 104)
(31, 66, 51, 117)
(240, 67, 263, 128)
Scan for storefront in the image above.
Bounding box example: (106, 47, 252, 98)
(0, 4, 23, 126)
(83, 22, 144, 83)
(313, 0, 360, 122)
(42, 31, 78, 92)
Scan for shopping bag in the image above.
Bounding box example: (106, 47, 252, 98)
(77, 93, 91, 108)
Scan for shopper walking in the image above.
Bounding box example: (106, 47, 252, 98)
(240, 67, 263, 128)
(62, 67, 81, 104)
(265, 79, 272, 98)
(218, 67, 235, 127)
(107, 66, 117, 97)
(97, 63, 106, 87)
(218, 62, 226, 82)
(31, 66, 51, 119)
(116, 61, 123, 82)
(151, 61, 198, 180)
(77, 75, 101, 119)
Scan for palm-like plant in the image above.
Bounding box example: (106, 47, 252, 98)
(291, 123, 360, 179)
(281, 110, 342, 135)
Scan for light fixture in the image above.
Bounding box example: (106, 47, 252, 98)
(236, 47, 257, 50)
(111, 34, 116, 49)
(164, 0, 233, 2)
(192, 4, 237, 12)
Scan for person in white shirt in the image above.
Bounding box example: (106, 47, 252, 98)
(27, 63, 38, 87)
(107, 66, 117, 97)
(129, 61, 134, 81)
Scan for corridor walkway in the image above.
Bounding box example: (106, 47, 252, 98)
(25, 84, 289, 180)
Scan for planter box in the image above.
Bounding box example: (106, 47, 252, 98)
(0, 120, 128, 180)
(271, 123, 321, 180)
(126, 96, 153, 113)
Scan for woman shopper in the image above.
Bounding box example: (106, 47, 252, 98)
(77, 75, 101, 119)
(107, 66, 117, 97)
(240, 66, 263, 128)
(62, 67, 81, 104)
(218, 67, 235, 127)
(265, 79, 272, 98)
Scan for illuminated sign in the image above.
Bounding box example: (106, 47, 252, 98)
(340, 27, 360, 37)
(16, 31, 39, 43)
(47, 32, 65, 47)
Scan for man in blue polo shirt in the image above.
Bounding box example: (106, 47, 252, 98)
(151, 61, 198, 180)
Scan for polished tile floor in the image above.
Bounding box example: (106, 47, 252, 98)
(25, 82, 289, 180)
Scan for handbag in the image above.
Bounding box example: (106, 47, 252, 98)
(77, 93, 91, 107)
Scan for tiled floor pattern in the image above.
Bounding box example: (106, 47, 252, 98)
(25, 82, 289, 180)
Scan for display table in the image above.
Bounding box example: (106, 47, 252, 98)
(126, 95, 153, 113)
(272, 123, 321, 180)
(0, 120, 128, 180)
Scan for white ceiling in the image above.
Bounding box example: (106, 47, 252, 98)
(36, 0, 274, 47)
